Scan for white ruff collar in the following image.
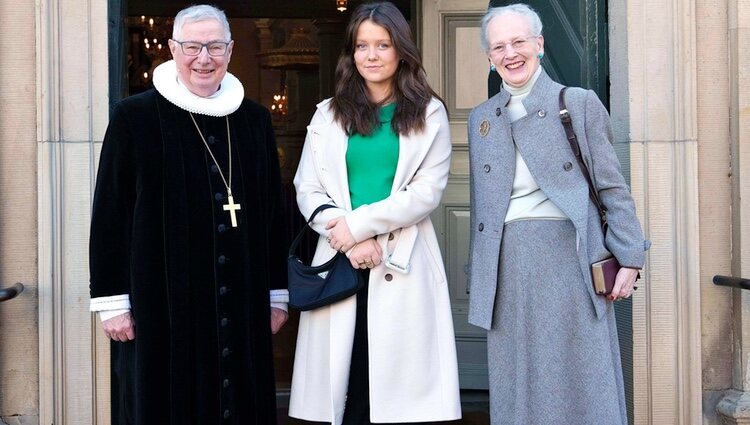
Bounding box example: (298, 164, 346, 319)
(152, 60, 244, 117)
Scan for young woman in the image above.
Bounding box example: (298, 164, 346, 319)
(288, 2, 461, 424)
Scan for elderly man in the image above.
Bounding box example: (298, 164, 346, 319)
(88, 5, 288, 424)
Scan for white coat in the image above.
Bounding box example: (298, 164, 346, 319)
(288, 97, 461, 424)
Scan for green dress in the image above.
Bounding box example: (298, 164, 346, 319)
(346, 103, 399, 209)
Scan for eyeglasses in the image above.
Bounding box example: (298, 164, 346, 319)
(490, 36, 538, 56)
(172, 40, 231, 56)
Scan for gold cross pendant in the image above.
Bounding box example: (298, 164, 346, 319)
(223, 195, 242, 227)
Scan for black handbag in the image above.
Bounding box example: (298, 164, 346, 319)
(288, 204, 365, 310)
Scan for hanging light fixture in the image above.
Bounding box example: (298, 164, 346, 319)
(126, 15, 173, 88)
(336, 0, 347, 12)
(270, 85, 288, 116)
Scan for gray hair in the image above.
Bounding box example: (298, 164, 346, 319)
(479, 3, 543, 53)
(173, 4, 232, 41)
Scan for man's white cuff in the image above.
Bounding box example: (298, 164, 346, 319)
(90, 294, 131, 312)
(270, 289, 289, 313)
(99, 309, 130, 321)
(270, 289, 289, 303)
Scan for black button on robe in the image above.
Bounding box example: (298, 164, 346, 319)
(89, 89, 287, 425)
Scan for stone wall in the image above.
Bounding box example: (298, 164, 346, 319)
(0, 0, 39, 423)
(697, 0, 734, 424)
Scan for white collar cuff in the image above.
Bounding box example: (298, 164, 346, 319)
(152, 60, 244, 117)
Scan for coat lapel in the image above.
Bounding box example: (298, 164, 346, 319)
(478, 90, 515, 221)
(493, 91, 515, 193)
(509, 72, 588, 229)
(306, 121, 353, 211)
(392, 122, 438, 192)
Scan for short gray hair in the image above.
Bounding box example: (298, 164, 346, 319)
(479, 3, 543, 53)
(173, 4, 232, 41)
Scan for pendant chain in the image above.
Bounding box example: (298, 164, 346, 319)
(189, 113, 233, 196)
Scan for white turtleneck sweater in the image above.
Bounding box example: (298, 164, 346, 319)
(503, 66, 567, 223)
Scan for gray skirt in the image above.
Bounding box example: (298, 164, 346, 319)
(487, 219, 627, 425)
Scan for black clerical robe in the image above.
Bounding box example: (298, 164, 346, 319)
(89, 89, 286, 425)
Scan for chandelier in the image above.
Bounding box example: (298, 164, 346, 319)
(336, 0, 347, 12)
(257, 26, 320, 121)
(127, 15, 174, 84)
(271, 87, 288, 116)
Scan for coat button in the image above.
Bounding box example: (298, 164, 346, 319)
(222, 347, 230, 358)
(537, 109, 546, 118)
(384, 273, 393, 282)
(496, 107, 501, 116)
(218, 255, 227, 264)
(217, 224, 227, 233)
(223, 409, 231, 419)
(215, 192, 224, 201)
(221, 317, 229, 327)
(208, 135, 216, 144)
(219, 286, 228, 295)
(484, 164, 491, 173)
(211, 164, 219, 173)
(478, 223, 484, 231)
(388, 233, 394, 241)
(223, 378, 231, 388)
(563, 162, 573, 171)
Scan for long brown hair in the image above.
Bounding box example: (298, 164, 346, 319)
(331, 2, 441, 136)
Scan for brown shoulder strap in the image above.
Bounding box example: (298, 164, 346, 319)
(559, 87, 608, 231)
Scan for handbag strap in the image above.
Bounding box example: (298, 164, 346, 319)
(559, 87, 608, 232)
(289, 204, 337, 255)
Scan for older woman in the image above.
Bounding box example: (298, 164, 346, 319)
(289, 2, 461, 424)
(467, 4, 648, 425)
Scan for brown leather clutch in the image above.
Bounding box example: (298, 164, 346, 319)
(591, 256, 621, 295)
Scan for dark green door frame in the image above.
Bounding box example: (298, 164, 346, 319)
(108, 0, 128, 111)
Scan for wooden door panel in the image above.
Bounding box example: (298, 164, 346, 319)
(422, 0, 490, 389)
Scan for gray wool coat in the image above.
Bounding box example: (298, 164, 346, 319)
(467, 70, 649, 330)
